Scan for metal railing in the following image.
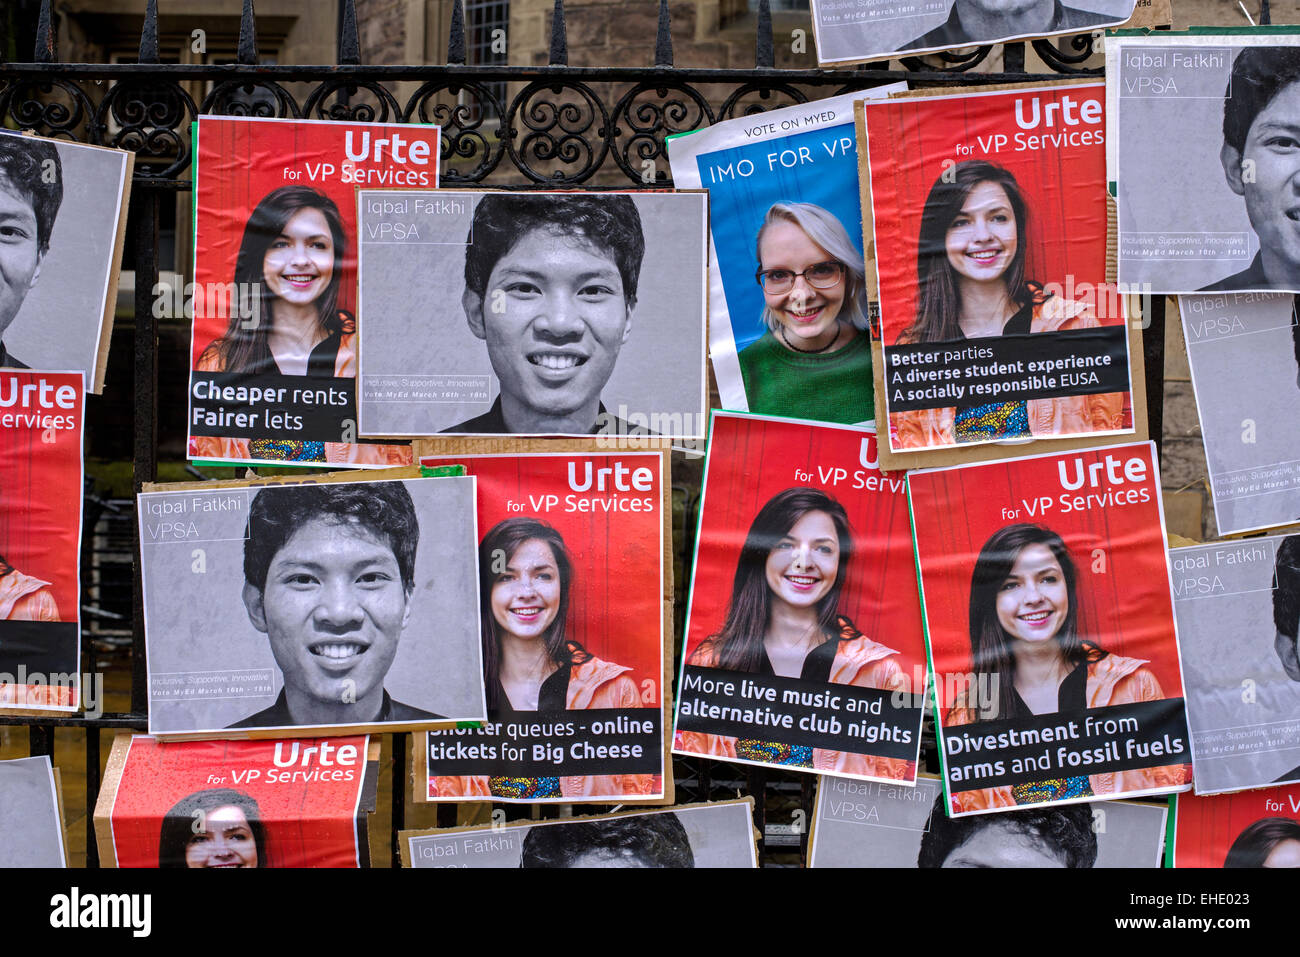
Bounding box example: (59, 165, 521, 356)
(0, 0, 1178, 866)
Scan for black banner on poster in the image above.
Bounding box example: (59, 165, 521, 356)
(886, 326, 1129, 412)
(676, 665, 922, 759)
(944, 697, 1191, 793)
(426, 708, 662, 776)
(189, 372, 357, 440)
(0, 621, 79, 677)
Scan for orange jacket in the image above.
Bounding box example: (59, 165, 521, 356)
(430, 655, 660, 800)
(0, 569, 59, 621)
(188, 334, 412, 466)
(0, 569, 74, 707)
(945, 653, 1191, 813)
(889, 298, 1128, 450)
(675, 618, 916, 781)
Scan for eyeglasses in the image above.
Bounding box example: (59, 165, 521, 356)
(755, 261, 846, 294)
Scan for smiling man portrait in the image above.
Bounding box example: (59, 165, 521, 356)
(0, 136, 62, 369)
(446, 193, 650, 436)
(229, 482, 441, 729)
(1201, 47, 1300, 291)
(899, 0, 1114, 52)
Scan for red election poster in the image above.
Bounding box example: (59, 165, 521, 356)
(99, 734, 376, 868)
(673, 412, 926, 784)
(908, 441, 1192, 817)
(861, 83, 1134, 453)
(0, 370, 83, 712)
(1171, 784, 1300, 868)
(186, 116, 437, 468)
(416, 451, 667, 803)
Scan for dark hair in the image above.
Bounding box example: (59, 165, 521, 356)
(463, 194, 645, 303)
(969, 524, 1096, 720)
(1224, 817, 1300, 867)
(1223, 47, 1300, 156)
(904, 160, 1031, 343)
(202, 185, 347, 375)
(0, 136, 62, 255)
(1273, 536, 1300, 639)
(519, 812, 695, 868)
(709, 487, 854, 673)
(917, 793, 1097, 867)
(243, 482, 419, 593)
(1292, 299, 1300, 387)
(158, 788, 267, 868)
(478, 518, 588, 711)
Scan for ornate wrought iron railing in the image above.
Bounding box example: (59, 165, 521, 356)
(0, 0, 1182, 867)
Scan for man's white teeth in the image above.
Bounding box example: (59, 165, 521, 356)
(314, 643, 363, 659)
(530, 355, 582, 369)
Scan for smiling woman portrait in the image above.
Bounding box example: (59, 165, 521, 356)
(677, 487, 912, 779)
(946, 523, 1189, 812)
(189, 185, 405, 465)
(738, 203, 874, 425)
(158, 788, 266, 868)
(891, 160, 1126, 448)
(430, 518, 658, 800)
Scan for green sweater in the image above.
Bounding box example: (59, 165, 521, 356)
(736, 329, 874, 425)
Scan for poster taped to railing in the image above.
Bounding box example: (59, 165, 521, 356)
(0, 755, 67, 867)
(1171, 535, 1300, 794)
(0, 370, 83, 714)
(861, 83, 1135, 455)
(1169, 782, 1300, 867)
(357, 190, 706, 441)
(401, 800, 756, 868)
(186, 116, 435, 467)
(94, 733, 378, 868)
(666, 87, 902, 426)
(0, 130, 131, 393)
(807, 772, 1167, 867)
(416, 450, 669, 803)
(908, 441, 1192, 815)
(1109, 32, 1300, 294)
(673, 412, 926, 784)
(139, 474, 486, 738)
(1177, 292, 1300, 535)
(809, 0, 1134, 67)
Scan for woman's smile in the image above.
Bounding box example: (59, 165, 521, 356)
(758, 221, 846, 350)
(491, 538, 561, 640)
(996, 543, 1068, 644)
(945, 181, 1018, 286)
(765, 510, 840, 609)
(262, 207, 334, 307)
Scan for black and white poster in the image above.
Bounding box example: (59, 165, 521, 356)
(1171, 536, 1300, 794)
(1111, 33, 1300, 294)
(139, 476, 486, 736)
(0, 755, 66, 867)
(808, 774, 1167, 867)
(810, 0, 1131, 67)
(402, 801, 757, 868)
(356, 190, 707, 440)
(1178, 292, 1300, 534)
(0, 130, 130, 392)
